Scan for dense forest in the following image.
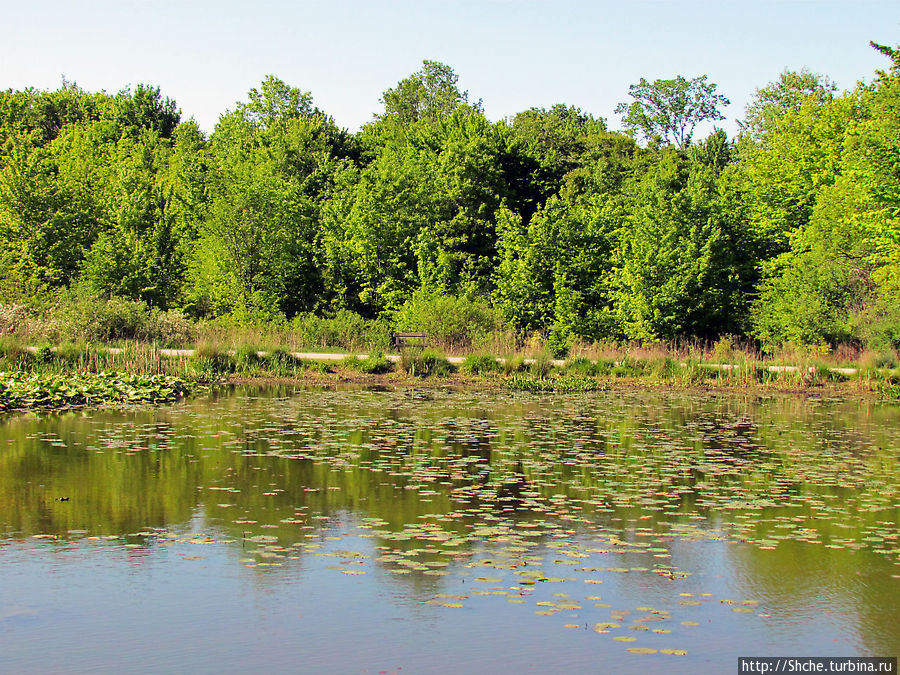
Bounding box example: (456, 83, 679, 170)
(1, 43, 899, 354)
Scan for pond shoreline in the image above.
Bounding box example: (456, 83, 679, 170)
(1, 347, 897, 412)
(224, 370, 888, 400)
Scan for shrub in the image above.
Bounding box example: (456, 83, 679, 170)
(399, 348, 453, 377)
(594, 359, 614, 376)
(192, 343, 236, 377)
(461, 354, 501, 375)
(545, 330, 571, 359)
(234, 345, 266, 372)
(42, 288, 195, 346)
(341, 353, 393, 375)
(0, 304, 32, 337)
(0, 337, 35, 370)
(394, 292, 507, 352)
(529, 352, 553, 378)
(48, 290, 149, 342)
(291, 310, 391, 352)
(712, 336, 735, 362)
(501, 355, 525, 375)
(563, 356, 597, 377)
(148, 309, 195, 347)
(650, 357, 679, 380)
(264, 348, 305, 376)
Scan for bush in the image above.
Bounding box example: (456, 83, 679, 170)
(50, 291, 149, 342)
(0, 337, 32, 368)
(399, 348, 453, 377)
(501, 354, 525, 375)
(529, 352, 553, 378)
(650, 357, 679, 379)
(394, 292, 507, 352)
(563, 356, 597, 377)
(712, 336, 735, 362)
(545, 329, 571, 359)
(461, 354, 501, 375)
(611, 355, 647, 378)
(234, 345, 267, 372)
(341, 353, 393, 375)
(42, 288, 195, 346)
(291, 310, 391, 352)
(192, 343, 236, 377)
(0, 304, 33, 337)
(148, 309, 195, 347)
(264, 348, 305, 376)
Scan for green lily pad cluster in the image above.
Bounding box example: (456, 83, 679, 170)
(505, 374, 603, 393)
(0, 371, 189, 409)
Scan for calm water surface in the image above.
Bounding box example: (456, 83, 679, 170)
(1, 386, 898, 674)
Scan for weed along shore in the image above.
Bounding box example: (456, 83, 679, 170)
(2, 339, 898, 411)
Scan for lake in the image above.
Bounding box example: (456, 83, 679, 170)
(1, 386, 898, 673)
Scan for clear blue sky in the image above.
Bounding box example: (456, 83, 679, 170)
(2, 0, 898, 138)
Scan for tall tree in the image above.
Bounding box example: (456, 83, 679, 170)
(375, 60, 479, 128)
(611, 139, 750, 341)
(740, 68, 837, 143)
(187, 77, 346, 320)
(615, 75, 729, 148)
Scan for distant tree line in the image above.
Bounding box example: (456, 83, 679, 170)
(1, 46, 899, 352)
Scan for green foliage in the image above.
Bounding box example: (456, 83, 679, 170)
(341, 353, 393, 375)
(611, 143, 752, 341)
(563, 356, 599, 377)
(262, 348, 306, 376)
(460, 354, 501, 375)
(0, 303, 33, 337)
(529, 352, 553, 378)
(505, 374, 600, 393)
(501, 354, 525, 375)
(42, 288, 194, 345)
(394, 292, 505, 351)
(740, 68, 836, 143)
(615, 75, 729, 148)
(192, 343, 236, 377)
(376, 60, 478, 127)
(0, 371, 188, 410)
(2, 56, 900, 351)
(290, 309, 391, 352)
(399, 348, 453, 377)
(747, 44, 900, 350)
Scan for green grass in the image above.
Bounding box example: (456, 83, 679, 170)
(341, 353, 393, 375)
(461, 354, 501, 375)
(399, 348, 453, 377)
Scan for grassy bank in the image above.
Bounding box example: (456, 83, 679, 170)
(0, 337, 898, 411)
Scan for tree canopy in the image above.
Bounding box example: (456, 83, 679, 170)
(1, 48, 899, 353)
(615, 75, 729, 148)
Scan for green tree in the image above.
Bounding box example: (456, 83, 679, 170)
(187, 78, 345, 320)
(80, 122, 205, 308)
(492, 182, 626, 342)
(740, 68, 837, 144)
(615, 75, 729, 148)
(0, 133, 102, 300)
(376, 60, 478, 127)
(611, 139, 751, 341)
(746, 43, 900, 349)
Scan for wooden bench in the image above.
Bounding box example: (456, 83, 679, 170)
(393, 332, 427, 350)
